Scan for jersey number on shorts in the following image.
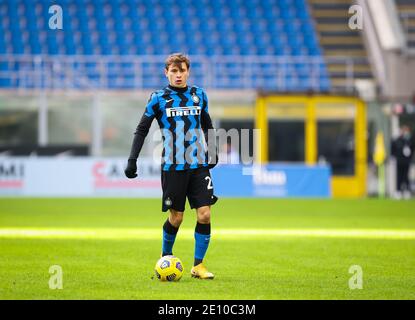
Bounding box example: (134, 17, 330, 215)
(205, 176, 213, 190)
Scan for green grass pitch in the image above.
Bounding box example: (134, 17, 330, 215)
(0, 198, 414, 299)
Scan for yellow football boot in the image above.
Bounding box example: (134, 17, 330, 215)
(191, 263, 215, 279)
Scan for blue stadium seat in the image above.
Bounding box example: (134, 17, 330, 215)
(0, 0, 329, 91)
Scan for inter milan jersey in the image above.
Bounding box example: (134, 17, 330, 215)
(128, 85, 216, 171)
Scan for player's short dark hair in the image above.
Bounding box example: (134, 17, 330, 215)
(165, 53, 190, 71)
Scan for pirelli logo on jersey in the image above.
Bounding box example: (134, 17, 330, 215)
(166, 106, 202, 118)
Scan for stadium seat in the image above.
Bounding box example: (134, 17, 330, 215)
(0, 0, 329, 91)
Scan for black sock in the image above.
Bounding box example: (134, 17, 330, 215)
(195, 222, 211, 235)
(162, 219, 179, 256)
(163, 218, 179, 235)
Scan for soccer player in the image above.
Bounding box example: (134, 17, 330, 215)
(124, 53, 218, 279)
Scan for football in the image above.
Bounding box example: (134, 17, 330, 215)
(154, 255, 184, 282)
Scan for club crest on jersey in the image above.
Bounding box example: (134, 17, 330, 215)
(191, 94, 200, 104)
(166, 106, 201, 117)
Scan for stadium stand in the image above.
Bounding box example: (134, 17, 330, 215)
(0, 0, 330, 91)
(308, 0, 373, 91)
(396, 0, 415, 49)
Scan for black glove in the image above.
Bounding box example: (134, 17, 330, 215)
(124, 159, 138, 179)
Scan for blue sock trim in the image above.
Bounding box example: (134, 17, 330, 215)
(194, 231, 211, 260)
(162, 230, 177, 255)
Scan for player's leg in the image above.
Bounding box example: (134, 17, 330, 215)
(187, 167, 218, 279)
(191, 205, 215, 279)
(161, 170, 189, 256)
(162, 209, 183, 256)
(194, 205, 211, 266)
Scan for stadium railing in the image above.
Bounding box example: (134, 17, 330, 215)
(0, 54, 365, 93)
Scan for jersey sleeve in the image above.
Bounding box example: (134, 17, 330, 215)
(128, 92, 159, 160)
(144, 92, 159, 119)
(201, 90, 209, 114)
(201, 90, 213, 131)
(200, 90, 218, 167)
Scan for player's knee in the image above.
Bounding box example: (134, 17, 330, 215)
(197, 207, 211, 224)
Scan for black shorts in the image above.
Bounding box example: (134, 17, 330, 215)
(161, 167, 218, 212)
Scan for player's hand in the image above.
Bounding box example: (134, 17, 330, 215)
(124, 159, 138, 179)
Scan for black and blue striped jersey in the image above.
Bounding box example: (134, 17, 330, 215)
(128, 84, 217, 171)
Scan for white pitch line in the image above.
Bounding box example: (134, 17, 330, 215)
(0, 228, 415, 240)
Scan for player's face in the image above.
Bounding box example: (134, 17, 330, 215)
(165, 62, 189, 88)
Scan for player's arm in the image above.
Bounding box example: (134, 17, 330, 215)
(200, 91, 218, 169)
(124, 93, 158, 179)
